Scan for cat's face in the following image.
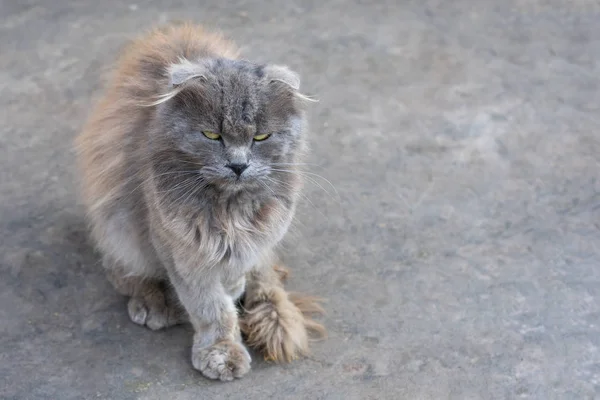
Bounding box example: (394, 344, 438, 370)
(151, 59, 306, 196)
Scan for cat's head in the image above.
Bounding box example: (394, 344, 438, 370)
(149, 58, 310, 198)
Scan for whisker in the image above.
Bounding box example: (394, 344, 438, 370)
(152, 170, 200, 178)
(155, 177, 204, 195)
(171, 177, 209, 205)
(264, 176, 328, 219)
(258, 179, 276, 196)
(125, 170, 200, 197)
(181, 180, 210, 205)
(269, 168, 340, 201)
(270, 162, 324, 168)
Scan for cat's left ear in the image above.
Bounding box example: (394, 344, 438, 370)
(168, 58, 208, 87)
(264, 65, 300, 91)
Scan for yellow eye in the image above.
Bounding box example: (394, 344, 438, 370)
(253, 133, 271, 141)
(202, 131, 221, 140)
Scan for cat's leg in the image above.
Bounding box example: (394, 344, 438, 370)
(96, 211, 188, 330)
(165, 265, 251, 381)
(105, 261, 187, 330)
(240, 261, 326, 362)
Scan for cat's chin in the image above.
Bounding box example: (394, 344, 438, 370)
(217, 177, 265, 195)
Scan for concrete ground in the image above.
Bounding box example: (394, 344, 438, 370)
(1, 0, 599, 399)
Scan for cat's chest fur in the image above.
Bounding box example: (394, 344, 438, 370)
(186, 196, 292, 274)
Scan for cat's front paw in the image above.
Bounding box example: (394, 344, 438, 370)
(192, 340, 251, 381)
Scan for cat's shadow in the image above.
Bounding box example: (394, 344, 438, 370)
(5, 209, 187, 361)
(4, 208, 271, 376)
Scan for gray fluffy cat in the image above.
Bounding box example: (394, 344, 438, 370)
(75, 23, 324, 381)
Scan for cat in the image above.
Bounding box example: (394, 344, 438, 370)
(75, 22, 324, 381)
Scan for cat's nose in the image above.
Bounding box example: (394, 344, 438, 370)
(227, 163, 248, 176)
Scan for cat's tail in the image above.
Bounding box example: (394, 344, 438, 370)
(240, 264, 326, 362)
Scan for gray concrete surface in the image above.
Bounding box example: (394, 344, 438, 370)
(1, 0, 600, 399)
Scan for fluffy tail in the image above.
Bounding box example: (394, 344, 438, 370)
(240, 264, 326, 362)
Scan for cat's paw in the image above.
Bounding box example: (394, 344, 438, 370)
(192, 340, 251, 381)
(127, 295, 185, 330)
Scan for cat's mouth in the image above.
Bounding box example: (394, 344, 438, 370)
(216, 172, 262, 192)
(199, 165, 269, 193)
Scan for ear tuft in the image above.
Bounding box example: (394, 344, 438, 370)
(168, 58, 208, 87)
(264, 64, 300, 91)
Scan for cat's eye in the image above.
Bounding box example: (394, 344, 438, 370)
(253, 133, 271, 141)
(202, 131, 221, 140)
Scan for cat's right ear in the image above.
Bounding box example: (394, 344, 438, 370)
(168, 58, 208, 87)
